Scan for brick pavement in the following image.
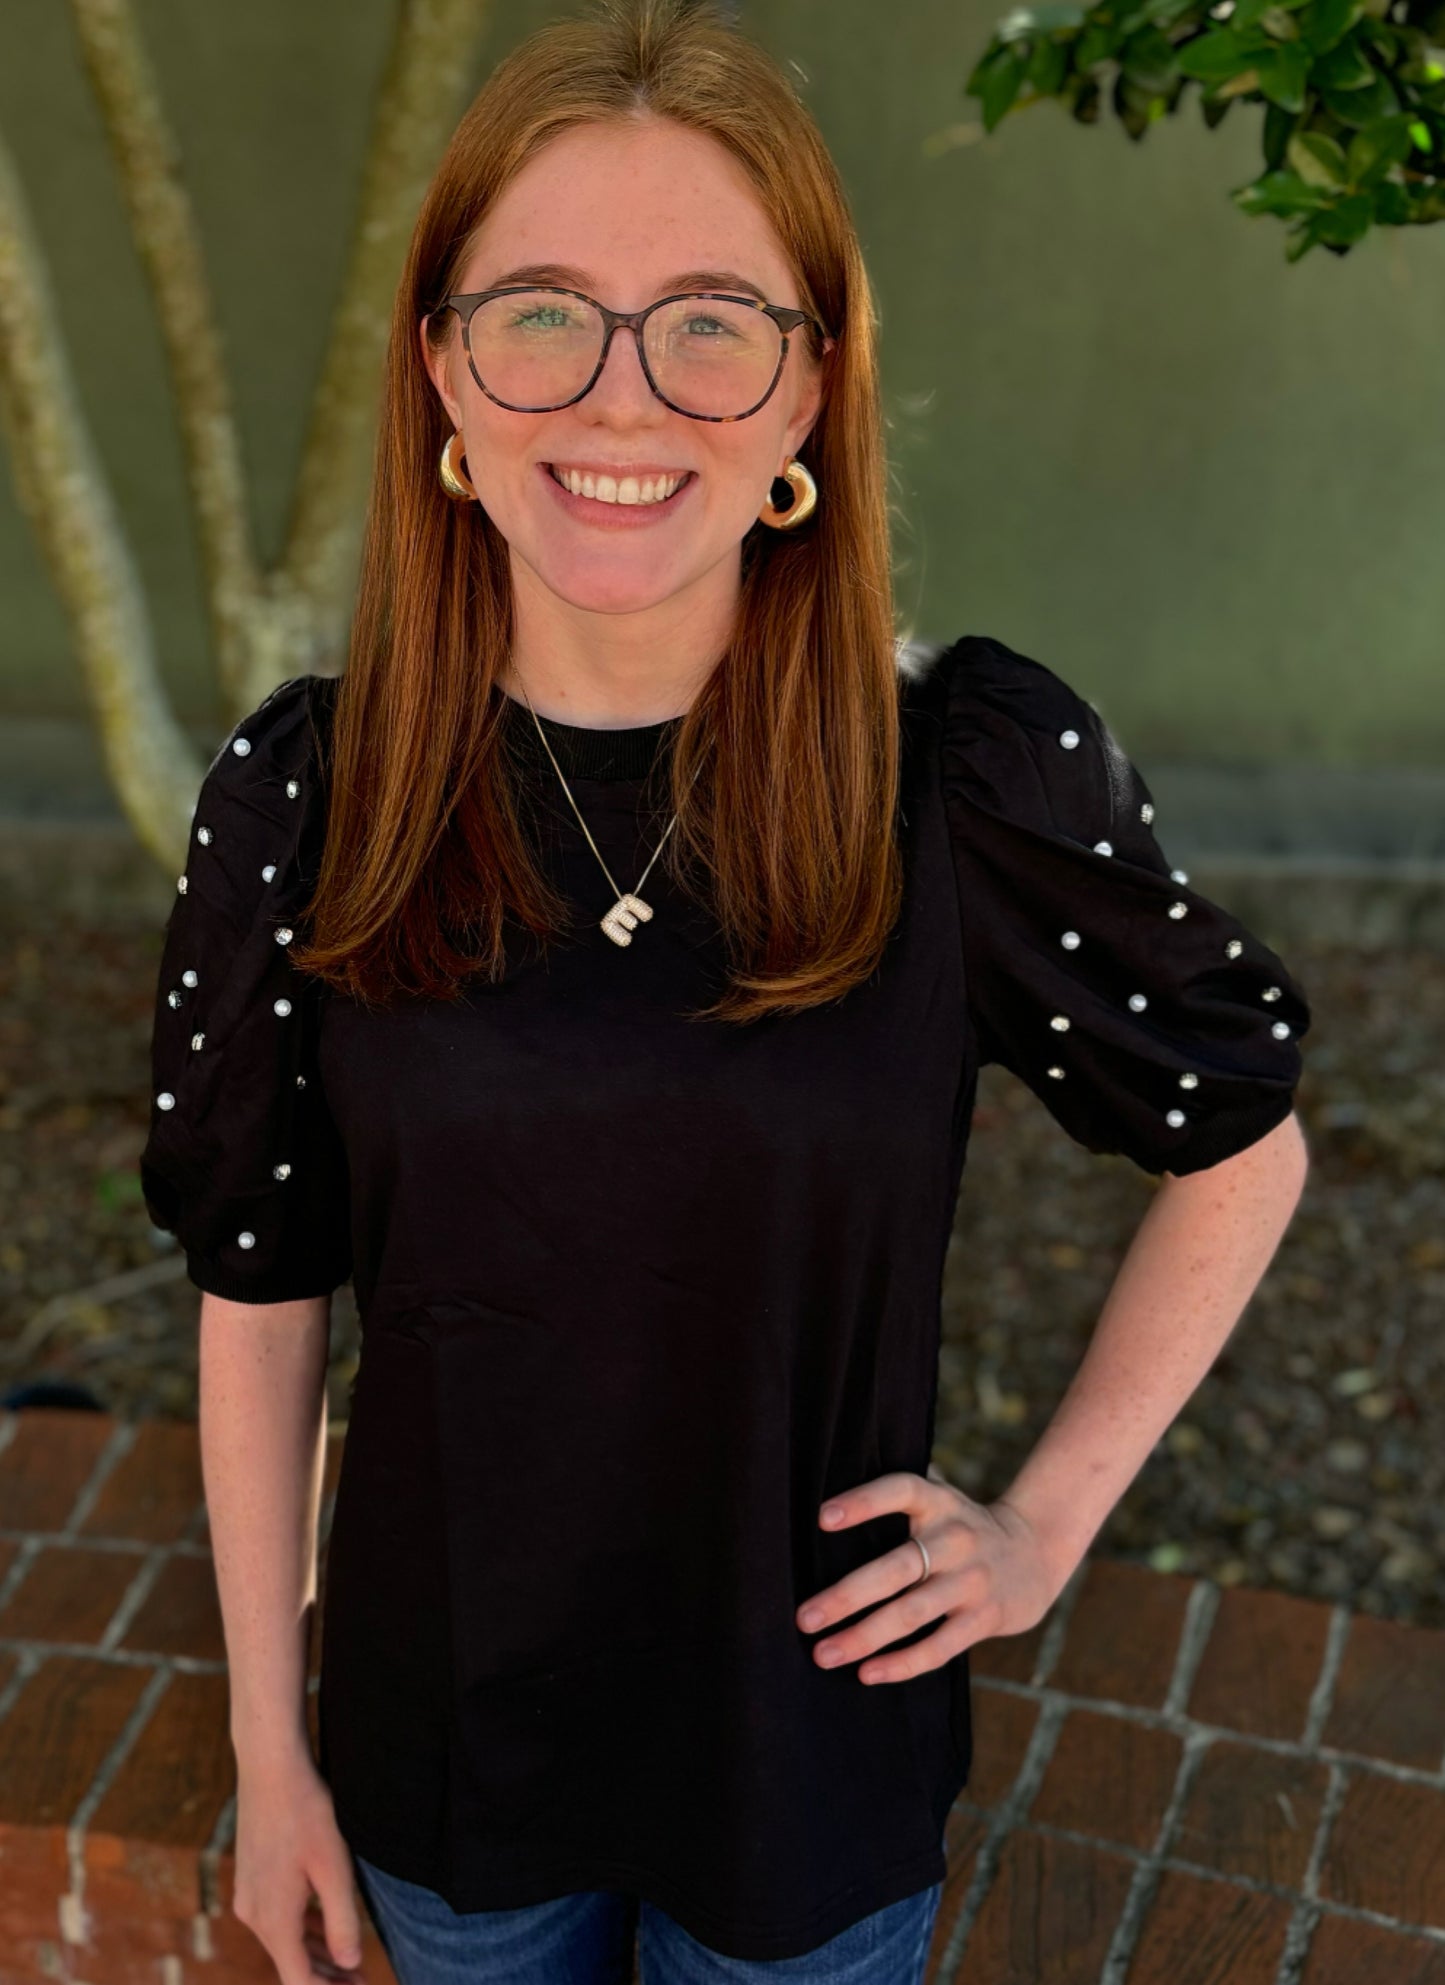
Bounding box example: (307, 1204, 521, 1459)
(0, 1407, 1441, 1983)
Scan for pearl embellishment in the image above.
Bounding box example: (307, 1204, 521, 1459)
(296, 1074, 307, 1089)
(1093, 841, 1113, 856)
(197, 826, 212, 846)
(1168, 901, 1189, 919)
(231, 737, 251, 757)
(177, 875, 187, 894)
(1061, 930, 1080, 950)
(1166, 1109, 1186, 1127)
(237, 1231, 256, 1249)
(261, 864, 276, 883)
(273, 998, 292, 1017)
(1179, 1073, 1198, 1089)
(1047, 1066, 1065, 1079)
(1271, 1021, 1291, 1040)
(1263, 986, 1282, 1002)
(1051, 1015, 1071, 1031)
(1128, 994, 1148, 1012)
(1170, 869, 1189, 885)
(182, 969, 198, 987)
(156, 1092, 175, 1110)
(1060, 729, 1080, 749)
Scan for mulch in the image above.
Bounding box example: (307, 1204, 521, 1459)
(1, 918, 1439, 1626)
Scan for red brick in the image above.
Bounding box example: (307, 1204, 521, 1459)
(90, 1671, 233, 1847)
(0, 1409, 115, 1530)
(0, 1656, 151, 1825)
(1171, 1739, 1328, 1889)
(964, 1683, 1040, 1810)
(970, 1619, 1047, 1683)
(1301, 1910, 1445, 1983)
(1188, 1585, 1332, 1742)
(1319, 1770, 1445, 1928)
(963, 1827, 1134, 1982)
(1124, 1867, 1291, 1983)
(77, 1421, 204, 1545)
(1050, 1560, 1192, 1709)
(0, 1544, 142, 1644)
(1029, 1708, 1182, 1851)
(63, 1835, 201, 1980)
(1322, 1612, 1445, 1770)
(116, 1553, 224, 1661)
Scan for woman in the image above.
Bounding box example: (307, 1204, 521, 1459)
(139, 1, 1312, 1980)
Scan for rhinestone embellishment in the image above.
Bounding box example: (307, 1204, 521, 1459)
(197, 826, 212, 846)
(177, 875, 188, 894)
(1179, 1073, 1198, 1089)
(1047, 1065, 1066, 1079)
(1141, 802, 1154, 823)
(1051, 1015, 1071, 1032)
(167, 990, 182, 1009)
(1170, 869, 1189, 885)
(275, 926, 294, 945)
(1262, 986, 1282, 1002)
(296, 1074, 307, 1089)
(1226, 940, 1243, 959)
(1168, 901, 1189, 919)
(273, 1162, 291, 1181)
(190, 1032, 205, 1051)
(286, 779, 300, 799)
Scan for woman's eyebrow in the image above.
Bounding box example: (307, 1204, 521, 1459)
(483, 262, 772, 305)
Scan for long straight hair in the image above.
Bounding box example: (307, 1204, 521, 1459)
(292, 0, 902, 1025)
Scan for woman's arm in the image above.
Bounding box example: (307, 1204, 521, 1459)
(200, 1291, 331, 1770)
(200, 1293, 367, 1980)
(795, 1114, 1311, 1681)
(994, 1110, 1310, 1585)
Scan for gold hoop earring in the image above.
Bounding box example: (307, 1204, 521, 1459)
(758, 456, 818, 530)
(439, 430, 477, 502)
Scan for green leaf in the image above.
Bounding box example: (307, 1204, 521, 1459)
(1407, 116, 1432, 147)
(1371, 178, 1413, 221)
(969, 44, 1031, 127)
(1288, 129, 1350, 180)
(1346, 113, 1414, 180)
(1233, 165, 1331, 210)
(1318, 71, 1398, 122)
(1121, 22, 1180, 86)
(1254, 40, 1311, 108)
(1075, 21, 1119, 65)
(1260, 5, 1302, 35)
(1315, 190, 1373, 240)
(1312, 33, 1377, 86)
(1175, 25, 1258, 79)
(996, 2, 1088, 38)
(1298, 0, 1360, 52)
(1262, 99, 1298, 167)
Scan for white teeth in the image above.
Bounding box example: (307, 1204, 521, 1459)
(553, 466, 685, 505)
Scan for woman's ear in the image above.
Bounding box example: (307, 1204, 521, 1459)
(418, 314, 463, 428)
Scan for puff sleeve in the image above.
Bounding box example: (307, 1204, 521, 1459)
(139, 673, 353, 1301)
(939, 634, 1311, 1177)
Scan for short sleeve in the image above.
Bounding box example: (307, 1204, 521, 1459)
(139, 673, 353, 1301)
(935, 633, 1312, 1178)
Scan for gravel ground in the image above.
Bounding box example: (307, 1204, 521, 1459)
(1, 918, 1440, 1626)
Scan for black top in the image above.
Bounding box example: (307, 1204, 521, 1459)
(140, 634, 1311, 1961)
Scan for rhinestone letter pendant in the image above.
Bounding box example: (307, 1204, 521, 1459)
(601, 892, 654, 947)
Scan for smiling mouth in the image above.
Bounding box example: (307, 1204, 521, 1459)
(546, 464, 693, 506)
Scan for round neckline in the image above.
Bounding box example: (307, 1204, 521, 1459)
(498, 687, 681, 784)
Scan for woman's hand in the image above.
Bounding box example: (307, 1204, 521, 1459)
(231, 1746, 369, 1983)
(793, 1466, 1069, 1683)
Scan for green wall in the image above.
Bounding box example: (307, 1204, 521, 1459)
(1, 0, 1441, 768)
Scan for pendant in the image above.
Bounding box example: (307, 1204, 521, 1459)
(601, 892, 654, 947)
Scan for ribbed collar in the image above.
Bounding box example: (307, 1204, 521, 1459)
(500, 689, 680, 782)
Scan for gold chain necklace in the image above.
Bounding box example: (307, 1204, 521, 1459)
(514, 674, 695, 949)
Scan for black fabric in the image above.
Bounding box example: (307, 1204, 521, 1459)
(139, 634, 1311, 1961)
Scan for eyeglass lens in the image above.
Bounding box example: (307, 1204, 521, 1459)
(465, 292, 785, 416)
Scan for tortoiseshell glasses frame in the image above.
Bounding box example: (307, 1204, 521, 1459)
(432, 286, 835, 422)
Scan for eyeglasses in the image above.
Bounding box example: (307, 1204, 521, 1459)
(433, 286, 832, 422)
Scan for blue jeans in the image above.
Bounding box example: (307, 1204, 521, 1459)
(351, 1852, 944, 1984)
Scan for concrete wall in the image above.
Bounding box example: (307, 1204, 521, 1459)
(1, 0, 1441, 832)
